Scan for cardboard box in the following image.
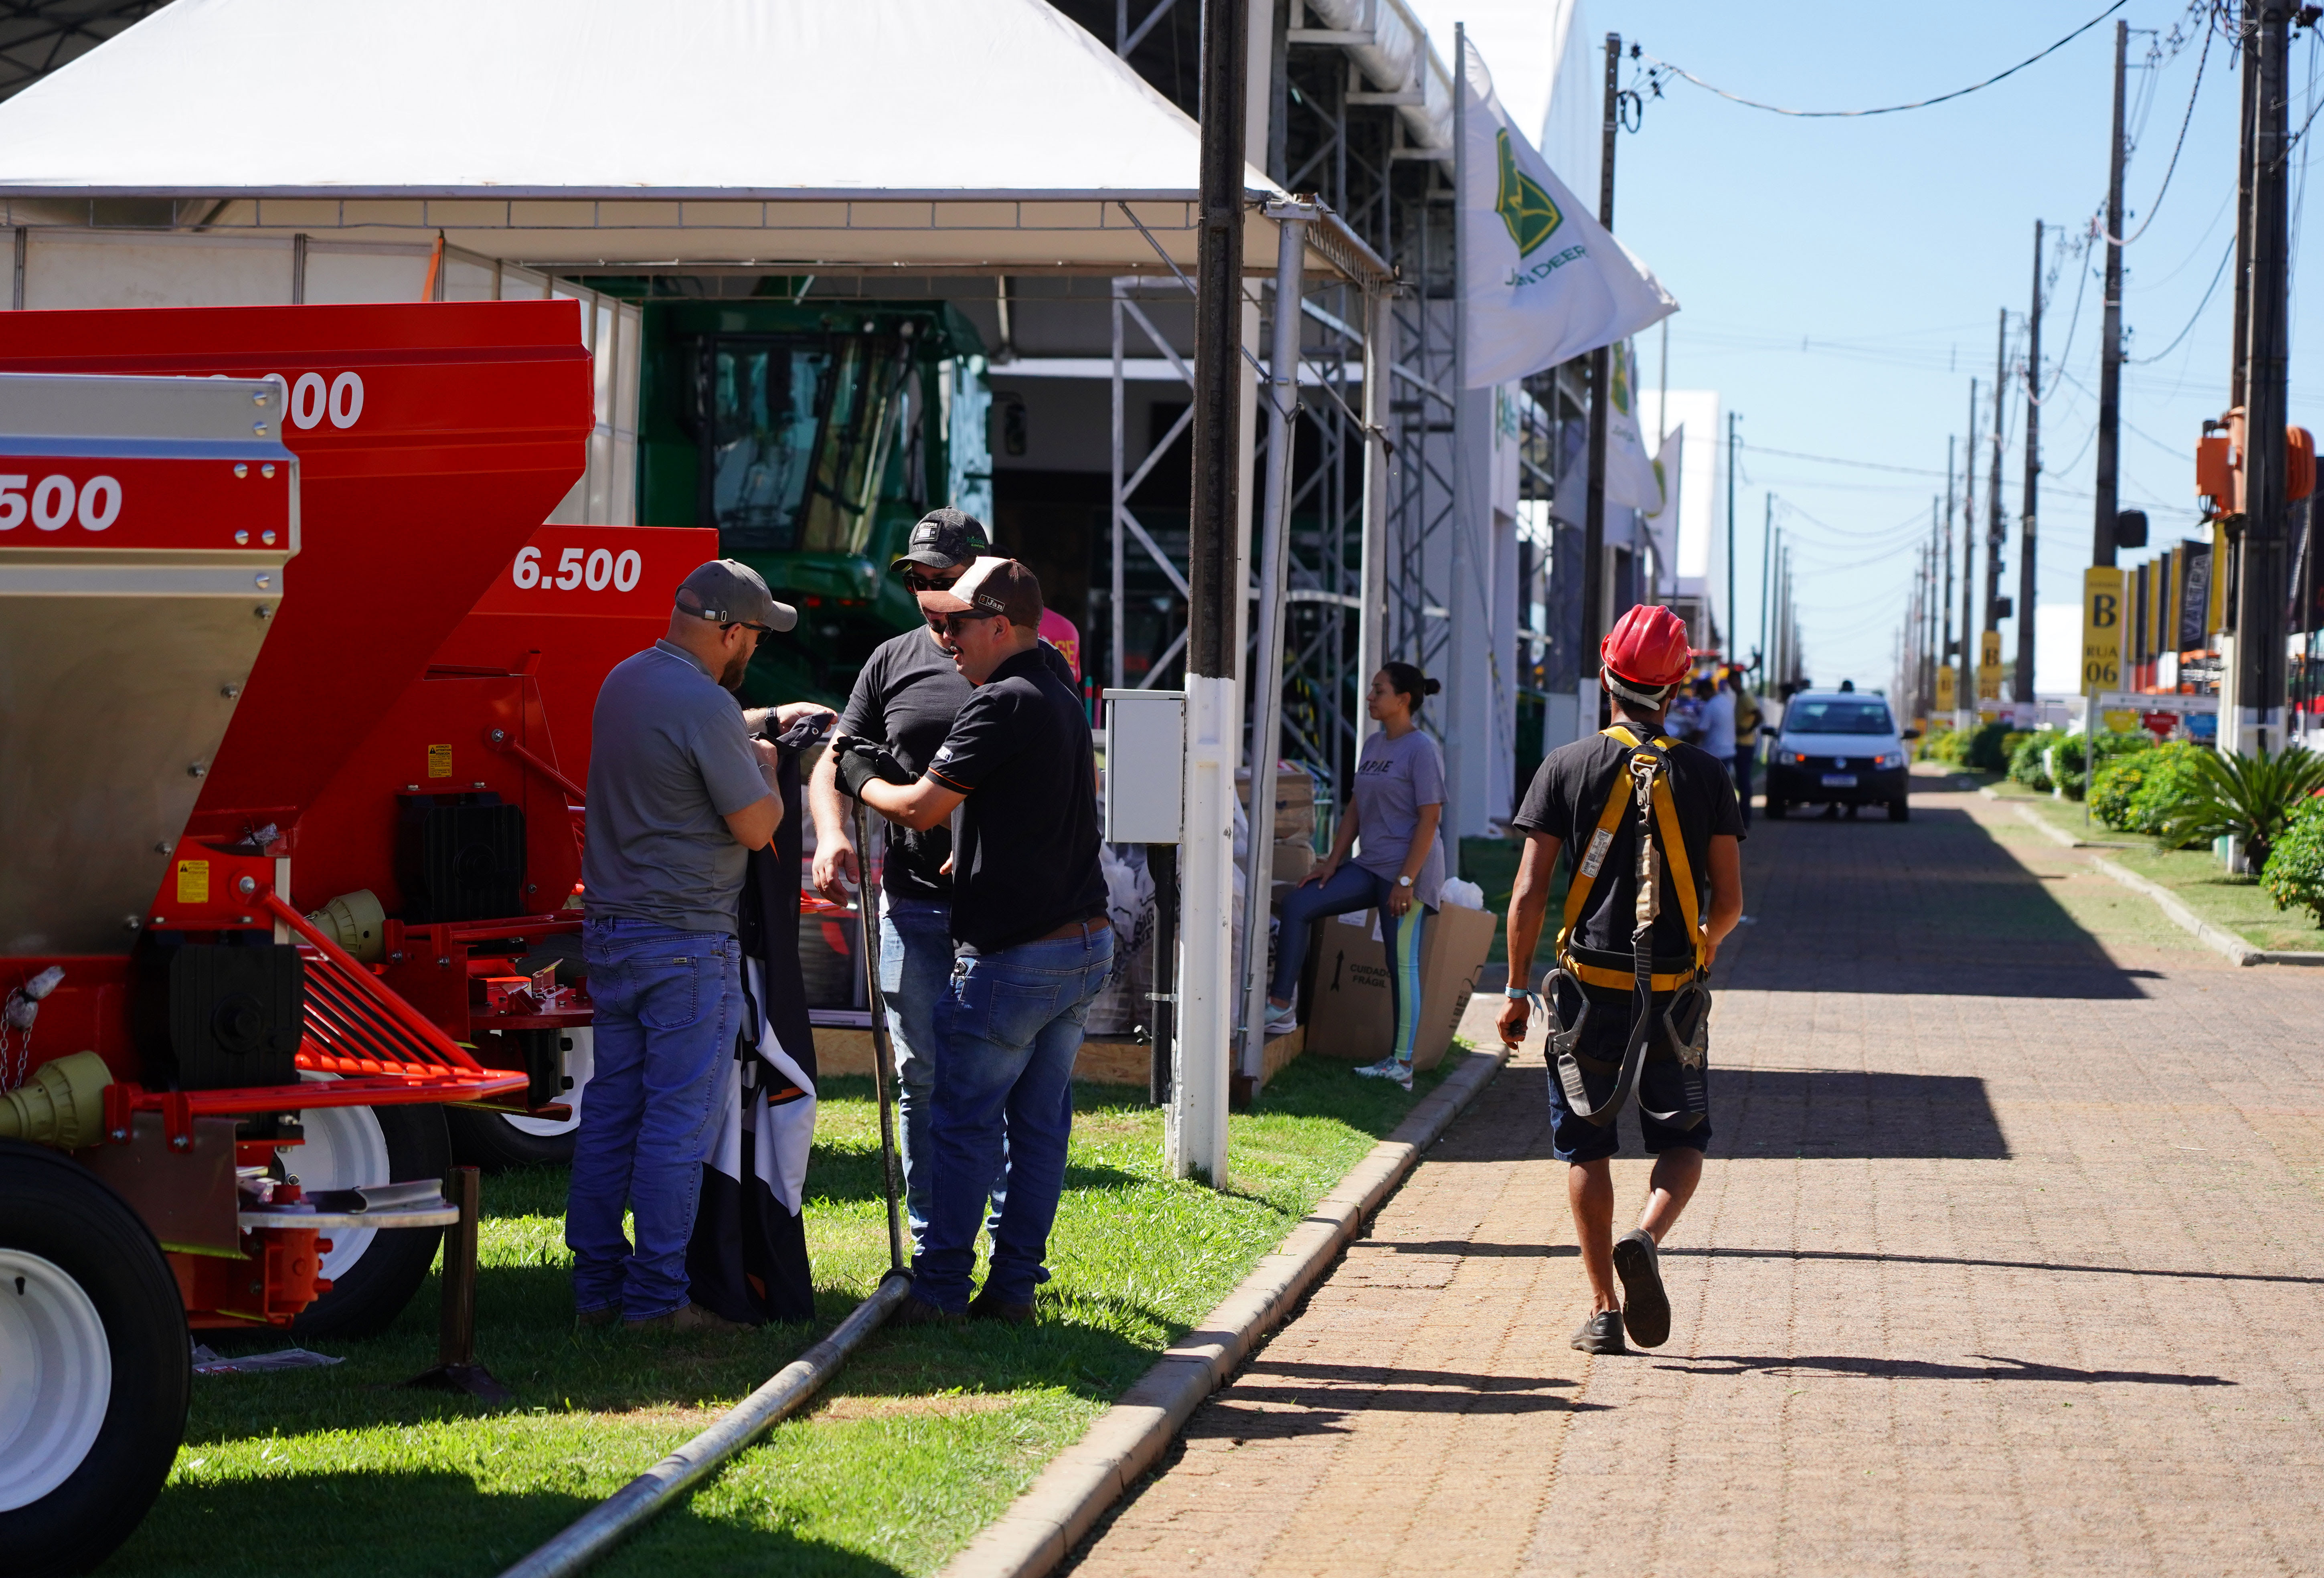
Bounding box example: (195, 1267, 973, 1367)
(1301, 900, 1497, 1072)
(1271, 838, 1315, 884)
(1239, 767, 1317, 843)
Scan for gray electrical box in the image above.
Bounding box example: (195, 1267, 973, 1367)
(1101, 689, 1185, 844)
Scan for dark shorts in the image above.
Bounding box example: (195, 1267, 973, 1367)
(1543, 975, 1715, 1165)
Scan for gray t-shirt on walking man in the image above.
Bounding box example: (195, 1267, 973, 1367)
(1352, 726, 1447, 910)
(582, 639, 771, 937)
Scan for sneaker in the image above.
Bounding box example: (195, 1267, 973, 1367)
(966, 1287, 1036, 1326)
(1611, 1228, 1671, 1349)
(575, 1305, 620, 1331)
(625, 1301, 751, 1335)
(1570, 1309, 1628, 1354)
(1353, 1056, 1414, 1092)
(1263, 1002, 1300, 1039)
(888, 1291, 965, 1329)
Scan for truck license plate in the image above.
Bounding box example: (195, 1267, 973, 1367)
(1821, 773, 1858, 787)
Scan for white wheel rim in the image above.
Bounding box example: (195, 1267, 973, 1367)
(505, 1027, 591, 1139)
(0, 1248, 112, 1513)
(289, 1083, 392, 1281)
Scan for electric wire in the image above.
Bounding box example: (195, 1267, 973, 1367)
(1637, 2, 2126, 119)
(2101, 3, 2216, 246)
(2128, 233, 2237, 363)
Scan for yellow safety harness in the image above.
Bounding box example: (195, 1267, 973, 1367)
(1553, 726, 1706, 991)
(1545, 724, 1713, 1130)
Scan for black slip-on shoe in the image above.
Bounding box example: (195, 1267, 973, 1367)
(1612, 1228, 1671, 1348)
(1570, 1309, 1628, 1354)
(967, 1288, 1036, 1326)
(889, 1292, 964, 1329)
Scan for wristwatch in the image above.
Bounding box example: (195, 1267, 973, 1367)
(1396, 874, 1413, 888)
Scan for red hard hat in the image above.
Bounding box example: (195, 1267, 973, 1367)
(1600, 604, 1693, 689)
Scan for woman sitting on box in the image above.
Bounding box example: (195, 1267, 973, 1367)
(1264, 662, 1445, 1092)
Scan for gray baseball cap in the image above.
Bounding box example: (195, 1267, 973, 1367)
(673, 558, 797, 632)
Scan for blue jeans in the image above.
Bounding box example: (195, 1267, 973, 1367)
(1272, 863, 1431, 1064)
(877, 894, 956, 1249)
(568, 919, 742, 1320)
(912, 926, 1113, 1311)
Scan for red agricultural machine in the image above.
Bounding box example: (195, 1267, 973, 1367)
(0, 300, 706, 1574)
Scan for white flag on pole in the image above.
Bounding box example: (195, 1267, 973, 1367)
(1459, 46, 1676, 389)
(1602, 340, 1662, 510)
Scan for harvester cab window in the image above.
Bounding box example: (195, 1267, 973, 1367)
(692, 333, 913, 556)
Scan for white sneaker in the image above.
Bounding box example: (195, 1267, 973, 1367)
(1263, 1002, 1300, 1038)
(1353, 1056, 1413, 1092)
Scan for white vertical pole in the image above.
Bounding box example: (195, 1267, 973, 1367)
(1112, 285, 1128, 692)
(1237, 210, 1308, 1083)
(1357, 282, 1390, 736)
(1169, 672, 1238, 1183)
(1447, 24, 1472, 846)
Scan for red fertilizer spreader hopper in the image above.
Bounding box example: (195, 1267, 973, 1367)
(0, 301, 707, 1575)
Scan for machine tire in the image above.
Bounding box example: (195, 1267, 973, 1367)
(1765, 798, 1787, 820)
(446, 1107, 574, 1170)
(1889, 797, 1911, 822)
(0, 1141, 188, 1578)
(286, 1102, 451, 1340)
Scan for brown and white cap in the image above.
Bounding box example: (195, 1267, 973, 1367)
(914, 555, 1044, 629)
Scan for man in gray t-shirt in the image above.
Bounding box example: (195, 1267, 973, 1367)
(569, 558, 829, 1334)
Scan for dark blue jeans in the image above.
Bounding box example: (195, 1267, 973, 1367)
(568, 918, 742, 1320)
(1733, 746, 1755, 828)
(877, 893, 956, 1248)
(1271, 863, 1430, 1063)
(912, 925, 1113, 1311)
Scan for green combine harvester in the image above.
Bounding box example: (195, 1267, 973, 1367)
(628, 292, 994, 709)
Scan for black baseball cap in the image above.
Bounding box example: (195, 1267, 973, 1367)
(674, 558, 797, 633)
(891, 507, 991, 574)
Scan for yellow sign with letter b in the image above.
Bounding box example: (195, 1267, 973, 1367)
(2081, 567, 2126, 694)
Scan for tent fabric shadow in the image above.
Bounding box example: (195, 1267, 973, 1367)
(1721, 803, 2148, 1000)
(1711, 1066, 2010, 1160)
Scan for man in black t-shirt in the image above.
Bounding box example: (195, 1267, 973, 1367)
(845, 558, 1110, 1325)
(1499, 605, 1744, 1357)
(808, 509, 1075, 1251)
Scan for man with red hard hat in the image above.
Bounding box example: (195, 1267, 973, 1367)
(1499, 603, 1745, 1355)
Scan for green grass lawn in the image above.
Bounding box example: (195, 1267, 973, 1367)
(123, 1058, 1453, 1578)
(1983, 778, 2323, 952)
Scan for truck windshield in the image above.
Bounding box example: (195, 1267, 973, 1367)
(1786, 700, 1895, 735)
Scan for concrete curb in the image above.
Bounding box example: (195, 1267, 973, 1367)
(939, 1044, 1512, 1578)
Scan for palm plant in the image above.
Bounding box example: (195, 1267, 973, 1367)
(2154, 743, 2324, 868)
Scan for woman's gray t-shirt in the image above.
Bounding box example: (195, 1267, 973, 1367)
(1352, 727, 1447, 909)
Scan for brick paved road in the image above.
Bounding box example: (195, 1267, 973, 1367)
(1071, 771, 2324, 1576)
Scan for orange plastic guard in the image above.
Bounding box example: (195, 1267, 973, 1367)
(262, 890, 524, 1089)
(0, 301, 594, 823)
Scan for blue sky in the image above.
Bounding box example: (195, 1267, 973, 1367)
(1429, 1, 2319, 690)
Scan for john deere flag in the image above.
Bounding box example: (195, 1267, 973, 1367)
(1603, 340, 1664, 511)
(1460, 46, 1676, 388)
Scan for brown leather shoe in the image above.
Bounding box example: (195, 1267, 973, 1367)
(888, 1291, 965, 1328)
(575, 1305, 620, 1331)
(624, 1301, 751, 1335)
(967, 1288, 1035, 1326)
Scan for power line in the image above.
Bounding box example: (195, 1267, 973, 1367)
(1638, 2, 2126, 119)
(2129, 233, 2234, 363)
(2101, 1, 2216, 246)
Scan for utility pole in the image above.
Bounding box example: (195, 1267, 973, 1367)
(1725, 409, 1739, 658)
(1580, 31, 1621, 720)
(1759, 493, 1773, 679)
(1961, 382, 1980, 729)
(1173, 0, 1249, 1183)
(1942, 440, 1956, 691)
(2017, 223, 2043, 725)
(1986, 314, 2008, 639)
(2094, 18, 2128, 570)
(2233, 0, 2293, 757)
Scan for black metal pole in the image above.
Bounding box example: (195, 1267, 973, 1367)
(2016, 223, 2042, 721)
(1147, 843, 1177, 1107)
(2094, 18, 2128, 570)
(2238, 0, 2292, 755)
(1188, 0, 1249, 684)
(1580, 32, 1619, 695)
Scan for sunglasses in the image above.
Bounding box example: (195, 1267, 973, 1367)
(901, 566, 966, 593)
(925, 609, 1003, 638)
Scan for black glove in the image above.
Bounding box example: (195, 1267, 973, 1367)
(832, 737, 913, 799)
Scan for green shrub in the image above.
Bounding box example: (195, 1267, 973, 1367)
(2047, 730, 2154, 801)
(2008, 730, 2060, 792)
(1921, 720, 2013, 772)
(2261, 795, 2324, 926)
(2153, 744, 2324, 863)
(2091, 754, 2149, 829)
(1915, 725, 1954, 763)
(2121, 741, 2214, 835)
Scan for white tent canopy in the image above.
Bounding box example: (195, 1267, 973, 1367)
(0, 0, 1383, 281)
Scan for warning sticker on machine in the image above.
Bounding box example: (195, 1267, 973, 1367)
(427, 743, 453, 778)
(176, 860, 210, 904)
